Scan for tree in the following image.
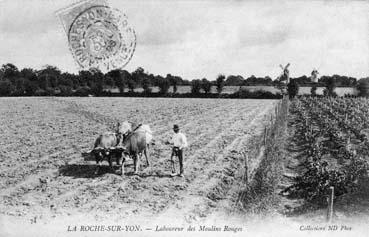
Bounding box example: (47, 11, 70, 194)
(157, 77, 170, 95)
(89, 68, 104, 84)
(191, 79, 201, 94)
(127, 79, 136, 92)
(37, 65, 61, 89)
(45, 87, 56, 96)
(323, 77, 337, 97)
(59, 85, 73, 96)
(216, 74, 225, 94)
(319, 75, 356, 87)
(201, 78, 212, 94)
(142, 77, 152, 95)
(59, 72, 75, 88)
(1, 63, 19, 79)
(167, 74, 178, 94)
(311, 85, 317, 96)
(91, 80, 104, 96)
(292, 75, 310, 85)
(37, 73, 51, 90)
(20, 68, 37, 82)
(0, 80, 14, 96)
(78, 70, 93, 87)
(24, 79, 38, 95)
(78, 68, 103, 89)
(225, 75, 244, 86)
(132, 67, 145, 87)
(357, 78, 369, 97)
(244, 75, 272, 86)
(173, 81, 178, 94)
(104, 75, 115, 87)
(287, 79, 299, 99)
(12, 77, 27, 95)
(107, 69, 129, 93)
(75, 86, 92, 96)
(134, 67, 145, 74)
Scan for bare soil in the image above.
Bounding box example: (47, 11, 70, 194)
(0, 97, 277, 229)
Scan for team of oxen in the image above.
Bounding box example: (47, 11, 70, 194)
(91, 121, 153, 175)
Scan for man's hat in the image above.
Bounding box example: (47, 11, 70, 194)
(173, 124, 179, 130)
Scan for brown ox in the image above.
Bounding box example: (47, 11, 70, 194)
(91, 132, 122, 175)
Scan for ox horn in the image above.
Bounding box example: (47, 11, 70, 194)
(92, 147, 104, 152)
(116, 146, 126, 151)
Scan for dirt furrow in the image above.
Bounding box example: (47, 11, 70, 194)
(39, 103, 261, 219)
(153, 102, 276, 222)
(0, 98, 279, 224)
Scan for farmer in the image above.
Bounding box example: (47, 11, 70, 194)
(167, 124, 188, 177)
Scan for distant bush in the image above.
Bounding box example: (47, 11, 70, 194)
(89, 80, 104, 96)
(74, 86, 92, 96)
(216, 74, 225, 94)
(11, 89, 26, 96)
(233, 88, 282, 99)
(191, 80, 202, 94)
(310, 85, 317, 96)
(45, 87, 56, 96)
(201, 79, 212, 94)
(101, 89, 281, 99)
(59, 85, 73, 96)
(357, 79, 369, 97)
(142, 78, 152, 95)
(34, 89, 47, 96)
(324, 77, 337, 97)
(157, 78, 170, 95)
(287, 80, 299, 99)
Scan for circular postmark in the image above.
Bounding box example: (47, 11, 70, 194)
(68, 5, 136, 72)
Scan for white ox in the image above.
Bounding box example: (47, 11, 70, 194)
(116, 121, 153, 174)
(117, 121, 153, 145)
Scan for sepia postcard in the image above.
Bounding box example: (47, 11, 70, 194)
(0, 0, 368, 236)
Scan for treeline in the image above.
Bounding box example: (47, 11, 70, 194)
(0, 63, 227, 96)
(0, 63, 366, 97)
(292, 75, 358, 87)
(0, 63, 277, 97)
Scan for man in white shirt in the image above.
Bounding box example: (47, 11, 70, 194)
(169, 124, 188, 177)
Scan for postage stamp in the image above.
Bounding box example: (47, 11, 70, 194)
(56, 0, 136, 72)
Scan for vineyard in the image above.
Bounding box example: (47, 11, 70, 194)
(282, 96, 369, 215)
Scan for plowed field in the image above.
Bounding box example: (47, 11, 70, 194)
(0, 97, 277, 235)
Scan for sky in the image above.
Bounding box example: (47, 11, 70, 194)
(0, 0, 368, 80)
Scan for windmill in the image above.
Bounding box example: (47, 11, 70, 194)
(274, 63, 290, 94)
(311, 69, 319, 83)
(278, 63, 290, 84)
